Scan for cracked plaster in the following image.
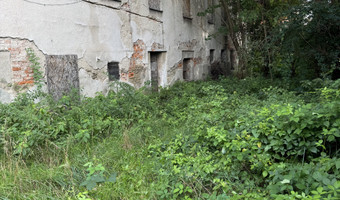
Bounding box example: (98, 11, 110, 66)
(1, 0, 225, 102)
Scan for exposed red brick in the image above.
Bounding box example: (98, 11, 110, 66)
(129, 40, 146, 80)
(12, 67, 21, 71)
(23, 76, 34, 81)
(24, 69, 33, 74)
(1, 38, 37, 87)
(128, 72, 134, 78)
(18, 80, 34, 85)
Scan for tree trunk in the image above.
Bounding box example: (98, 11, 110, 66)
(220, 0, 247, 78)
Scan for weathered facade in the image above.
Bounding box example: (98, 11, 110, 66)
(0, 0, 225, 103)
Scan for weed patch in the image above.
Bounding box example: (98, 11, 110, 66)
(0, 78, 339, 199)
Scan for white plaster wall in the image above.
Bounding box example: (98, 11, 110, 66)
(161, 0, 224, 84)
(0, 0, 127, 60)
(0, 0, 128, 97)
(0, 0, 225, 102)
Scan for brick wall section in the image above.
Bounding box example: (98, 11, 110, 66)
(0, 38, 34, 85)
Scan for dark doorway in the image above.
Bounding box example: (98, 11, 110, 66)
(210, 49, 215, 64)
(150, 52, 160, 91)
(183, 58, 191, 81)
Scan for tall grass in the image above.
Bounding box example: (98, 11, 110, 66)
(0, 78, 339, 199)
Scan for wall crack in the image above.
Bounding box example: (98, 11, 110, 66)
(81, 0, 163, 23)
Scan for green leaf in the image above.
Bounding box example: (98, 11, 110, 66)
(323, 121, 330, 127)
(252, 129, 259, 138)
(281, 179, 290, 184)
(265, 146, 271, 152)
(336, 160, 340, 170)
(310, 147, 318, 153)
(262, 171, 268, 177)
(80, 180, 97, 191)
(107, 172, 117, 183)
(313, 172, 323, 181)
(317, 187, 323, 193)
(85, 181, 97, 190)
(80, 180, 89, 187)
(296, 183, 306, 190)
(91, 175, 105, 183)
(322, 177, 331, 186)
(327, 135, 335, 141)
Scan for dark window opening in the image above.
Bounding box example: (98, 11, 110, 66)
(221, 49, 226, 64)
(149, 0, 161, 11)
(210, 49, 215, 63)
(108, 62, 120, 81)
(183, 0, 191, 19)
(207, 0, 214, 24)
(230, 49, 235, 70)
(183, 58, 191, 81)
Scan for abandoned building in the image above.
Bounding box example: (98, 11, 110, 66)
(0, 0, 230, 103)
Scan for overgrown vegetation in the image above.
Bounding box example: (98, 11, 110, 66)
(200, 0, 339, 79)
(0, 77, 339, 199)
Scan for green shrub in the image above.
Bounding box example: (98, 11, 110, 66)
(1, 77, 339, 199)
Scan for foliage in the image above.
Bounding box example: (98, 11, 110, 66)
(149, 78, 339, 199)
(198, 1, 339, 79)
(278, 1, 340, 79)
(0, 78, 339, 199)
(80, 160, 116, 190)
(26, 48, 44, 90)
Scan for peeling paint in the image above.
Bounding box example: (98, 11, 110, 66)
(193, 57, 203, 66)
(120, 2, 131, 11)
(151, 42, 164, 51)
(128, 40, 147, 88)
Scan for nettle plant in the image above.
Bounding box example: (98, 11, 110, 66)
(80, 160, 117, 191)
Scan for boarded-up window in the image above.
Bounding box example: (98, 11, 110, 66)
(46, 55, 79, 101)
(149, 0, 161, 11)
(107, 62, 120, 81)
(183, 0, 191, 18)
(150, 52, 160, 91)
